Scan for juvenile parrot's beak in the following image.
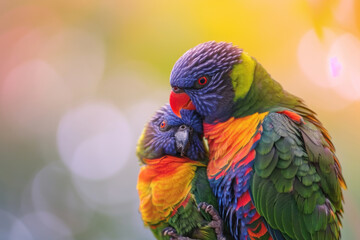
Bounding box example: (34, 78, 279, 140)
(169, 90, 196, 118)
(175, 125, 193, 156)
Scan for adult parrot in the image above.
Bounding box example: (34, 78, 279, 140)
(136, 104, 230, 240)
(168, 41, 346, 240)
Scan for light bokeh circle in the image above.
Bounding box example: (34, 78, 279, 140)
(0, 60, 72, 136)
(31, 163, 93, 234)
(327, 33, 360, 100)
(297, 28, 337, 88)
(57, 101, 133, 180)
(18, 212, 74, 240)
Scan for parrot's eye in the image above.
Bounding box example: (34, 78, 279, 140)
(172, 86, 183, 93)
(194, 76, 209, 89)
(159, 120, 169, 131)
(198, 76, 207, 85)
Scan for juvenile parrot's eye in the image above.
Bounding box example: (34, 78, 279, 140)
(172, 86, 183, 93)
(159, 120, 169, 131)
(194, 76, 209, 89)
(198, 76, 207, 85)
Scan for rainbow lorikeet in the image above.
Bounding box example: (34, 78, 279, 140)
(136, 104, 230, 240)
(168, 42, 346, 240)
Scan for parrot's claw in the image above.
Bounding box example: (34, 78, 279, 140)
(162, 227, 194, 240)
(198, 202, 226, 240)
(162, 227, 178, 238)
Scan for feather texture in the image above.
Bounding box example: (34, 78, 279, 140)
(137, 156, 221, 239)
(168, 41, 346, 240)
(204, 112, 271, 240)
(252, 112, 345, 240)
(137, 156, 204, 225)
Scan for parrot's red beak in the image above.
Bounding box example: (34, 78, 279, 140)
(169, 91, 196, 118)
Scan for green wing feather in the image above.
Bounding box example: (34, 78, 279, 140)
(150, 223, 171, 240)
(252, 112, 345, 240)
(192, 167, 219, 212)
(164, 166, 219, 240)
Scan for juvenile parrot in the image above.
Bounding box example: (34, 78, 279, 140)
(168, 42, 346, 240)
(136, 104, 230, 240)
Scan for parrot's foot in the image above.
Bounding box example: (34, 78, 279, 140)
(162, 227, 194, 240)
(198, 202, 226, 240)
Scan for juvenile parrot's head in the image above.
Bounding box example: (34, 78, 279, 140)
(137, 104, 206, 162)
(169, 41, 256, 122)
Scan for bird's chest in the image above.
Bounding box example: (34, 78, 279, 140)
(203, 113, 267, 181)
(137, 156, 201, 226)
(203, 113, 268, 239)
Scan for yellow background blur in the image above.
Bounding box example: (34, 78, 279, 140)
(0, 0, 359, 239)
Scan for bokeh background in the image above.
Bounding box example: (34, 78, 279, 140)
(0, 0, 359, 239)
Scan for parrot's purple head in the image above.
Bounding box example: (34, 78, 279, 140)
(169, 41, 242, 123)
(137, 104, 206, 162)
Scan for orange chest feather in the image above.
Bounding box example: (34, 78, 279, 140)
(204, 112, 268, 179)
(136, 156, 205, 226)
